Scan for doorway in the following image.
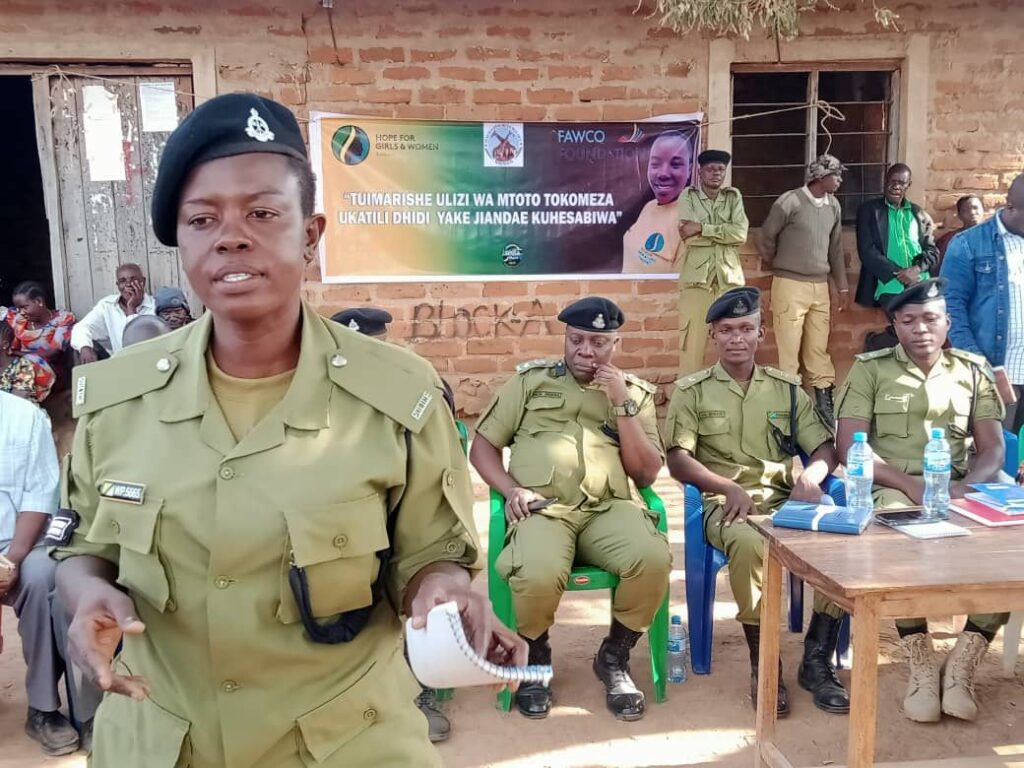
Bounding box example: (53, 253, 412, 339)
(0, 76, 52, 307)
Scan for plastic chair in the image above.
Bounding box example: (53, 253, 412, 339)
(684, 475, 851, 675)
(488, 486, 669, 712)
(1003, 428, 1022, 676)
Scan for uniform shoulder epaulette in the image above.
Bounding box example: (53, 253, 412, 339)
(854, 347, 895, 362)
(624, 372, 657, 395)
(516, 358, 555, 375)
(324, 325, 442, 434)
(763, 366, 802, 386)
(674, 368, 713, 390)
(948, 348, 996, 380)
(71, 342, 179, 418)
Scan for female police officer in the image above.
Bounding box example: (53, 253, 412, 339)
(51, 93, 525, 767)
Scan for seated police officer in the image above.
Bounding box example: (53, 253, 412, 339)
(836, 278, 1008, 724)
(470, 297, 671, 722)
(664, 287, 849, 717)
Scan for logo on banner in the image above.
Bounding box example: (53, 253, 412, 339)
(502, 243, 524, 267)
(637, 232, 666, 266)
(484, 123, 524, 167)
(331, 125, 371, 165)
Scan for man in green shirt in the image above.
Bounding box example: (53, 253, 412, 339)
(854, 163, 939, 308)
(676, 149, 749, 375)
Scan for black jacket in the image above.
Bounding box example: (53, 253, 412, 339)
(854, 197, 939, 308)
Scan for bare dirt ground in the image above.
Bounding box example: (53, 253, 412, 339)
(2, 466, 1022, 767)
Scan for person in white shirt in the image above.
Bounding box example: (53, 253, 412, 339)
(0, 391, 97, 755)
(70, 263, 155, 362)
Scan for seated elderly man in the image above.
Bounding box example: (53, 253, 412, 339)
(1, 391, 99, 754)
(664, 287, 847, 717)
(470, 297, 670, 722)
(836, 278, 1008, 724)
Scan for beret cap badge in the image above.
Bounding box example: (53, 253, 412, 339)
(592, 313, 606, 330)
(245, 108, 275, 143)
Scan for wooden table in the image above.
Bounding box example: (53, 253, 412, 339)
(750, 515, 1024, 768)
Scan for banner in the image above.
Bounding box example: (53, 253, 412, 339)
(311, 113, 702, 282)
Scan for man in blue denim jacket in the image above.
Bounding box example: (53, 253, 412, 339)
(941, 174, 1024, 426)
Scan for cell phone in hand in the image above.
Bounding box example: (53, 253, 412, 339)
(527, 498, 556, 512)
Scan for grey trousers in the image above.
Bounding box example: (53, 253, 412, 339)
(1, 547, 101, 721)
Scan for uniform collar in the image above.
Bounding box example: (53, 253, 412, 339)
(158, 301, 334, 436)
(893, 343, 954, 380)
(693, 185, 730, 202)
(712, 361, 764, 395)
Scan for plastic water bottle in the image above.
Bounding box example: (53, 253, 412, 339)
(668, 615, 688, 684)
(846, 432, 875, 517)
(923, 428, 952, 520)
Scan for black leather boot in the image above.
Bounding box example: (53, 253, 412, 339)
(814, 387, 836, 428)
(798, 611, 850, 714)
(515, 632, 553, 719)
(592, 619, 646, 721)
(742, 624, 789, 717)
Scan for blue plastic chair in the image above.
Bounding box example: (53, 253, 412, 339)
(684, 475, 851, 675)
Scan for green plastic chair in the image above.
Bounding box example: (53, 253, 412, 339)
(487, 486, 670, 711)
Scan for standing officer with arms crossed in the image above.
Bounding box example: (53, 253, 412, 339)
(835, 278, 1008, 724)
(664, 287, 849, 717)
(470, 297, 670, 722)
(50, 93, 524, 768)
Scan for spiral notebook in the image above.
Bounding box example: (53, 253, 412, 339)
(405, 601, 553, 689)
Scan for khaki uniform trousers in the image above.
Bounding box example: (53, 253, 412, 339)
(678, 279, 744, 376)
(704, 503, 843, 625)
(875, 488, 1009, 635)
(770, 276, 836, 389)
(495, 500, 671, 639)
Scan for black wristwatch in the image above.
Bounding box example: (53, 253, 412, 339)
(612, 399, 640, 418)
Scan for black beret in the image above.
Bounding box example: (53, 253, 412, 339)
(151, 93, 308, 247)
(705, 287, 761, 323)
(331, 307, 393, 337)
(697, 149, 731, 166)
(883, 277, 947, 317)
(557, 296, 624, 332)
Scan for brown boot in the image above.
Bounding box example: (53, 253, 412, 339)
(742, 623, 789, 717)
(899, 633, 941, 723)
(941, 631, 988, 721)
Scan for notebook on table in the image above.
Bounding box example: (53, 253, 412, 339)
(951, 498, 1024, 527)
(771, 501, 873, 535)
(406, 601, 553, 689)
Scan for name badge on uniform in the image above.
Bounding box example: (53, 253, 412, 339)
(45, 509, 80, 546)
(411, 391, 433, 421)
(99, 480, 146, 505)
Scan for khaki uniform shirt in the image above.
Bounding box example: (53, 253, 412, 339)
(836, 344, 1005, 477)
(675, 186, 748, 288)
(663, 363, 833, 511)
(53, 302, 479, 768)
(475, 360, 662, 511)
(622, 199, 682, 274)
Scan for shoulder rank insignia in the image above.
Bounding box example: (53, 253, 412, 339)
(674, 368, 713, 390)
(947, 348, 996, 380)
(624, 372, 657, 394)
(763, 366, 802, 386)
(854, 348, 896, 362)
(516, 359, 553, 375)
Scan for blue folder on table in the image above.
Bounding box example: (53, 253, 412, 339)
(772, 501, 873, 535)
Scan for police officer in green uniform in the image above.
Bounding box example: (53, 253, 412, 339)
(470, 297, 670, 722)
(836, 278, 1008, 725)
(49, 93, 525, 768)
(663, 287, 850, 716)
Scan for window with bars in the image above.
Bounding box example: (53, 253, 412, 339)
(731, 67, 898, 226)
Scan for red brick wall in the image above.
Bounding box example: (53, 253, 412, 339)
(4, 0, 1022, 418)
